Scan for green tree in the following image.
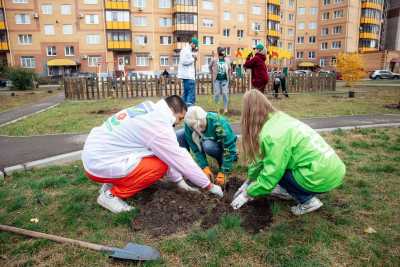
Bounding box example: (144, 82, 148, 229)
(6, 67, 37, 90)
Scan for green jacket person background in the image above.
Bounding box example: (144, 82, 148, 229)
(176, 106, 237, 185)
(231, 89, 345, 215)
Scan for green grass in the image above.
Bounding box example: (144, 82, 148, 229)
(0, 87, 399, 136)
(0, 89, 58, 113)
(0, 127, 399, 266)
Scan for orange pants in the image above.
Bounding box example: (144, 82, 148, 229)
(85, 156, 168, 199)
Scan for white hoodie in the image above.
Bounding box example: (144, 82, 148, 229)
(177, 44, 196, 80)
(82, 99, 211, 188)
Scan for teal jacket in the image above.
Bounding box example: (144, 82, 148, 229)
(247, 112, 345, 197)
(184, 112, 237, 173)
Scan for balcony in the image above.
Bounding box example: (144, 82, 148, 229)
(359, 47, 378, 53)
(106, 21, 130, 30)
(174, 23, 197, 32)
(359, 32, 379, 40)
(360, 17, 380, 25)
(267, 30, 280, 38)
(268, 14, 280, 22)
(107, 40, 131, 50)
(361, 2, 383, 10)
(268, 0, 280, 6)
(173, 5, 197, 13)
(105, 1, 130, 10)
(0, 42, 8, 51)
(0, 21, 5, 30)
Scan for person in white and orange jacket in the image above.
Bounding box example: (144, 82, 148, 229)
(82, 95, 223, 213)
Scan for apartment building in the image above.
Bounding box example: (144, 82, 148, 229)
(0, 0, 396, 75)
(384, 0, 400, 51)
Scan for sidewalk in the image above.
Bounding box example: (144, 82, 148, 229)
(1, 114, 399, 171)
(0, 92, 64, 126)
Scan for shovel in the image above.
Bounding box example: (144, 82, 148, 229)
(0, 224, 160, 261)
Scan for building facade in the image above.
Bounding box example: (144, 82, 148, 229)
(0, 0, 396, 76)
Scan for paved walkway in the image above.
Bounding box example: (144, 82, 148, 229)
(0, 92, 64, 126)
(1, 114, 399, 170)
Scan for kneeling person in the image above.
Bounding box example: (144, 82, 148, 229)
(177, 106, 238, 185)
(82, 96, 223, 213)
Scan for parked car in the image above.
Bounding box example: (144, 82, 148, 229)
(293, 70, 312, 75)
(370, 70, 400, 80)
(0, 79, 8, 87)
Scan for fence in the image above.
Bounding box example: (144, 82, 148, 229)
(64, 73, 336, 100)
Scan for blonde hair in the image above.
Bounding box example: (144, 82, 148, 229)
(241, 89, 276, 162)
(184, 106, 207, 133)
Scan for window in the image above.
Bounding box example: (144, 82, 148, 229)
(334, 10, 344, 18)
(321, 42, 328, 50)
(41, 4, 52, 15)
(288, 28, 294, 36)
(297, 36, 304, 44)
(224, 11, 231, 20)
(335, 0, 343, 3)
(135, 0, 145, 8)
(309, 22, 317, 30)
(288, 14, 294, 21)
(333, 26, 342, 34)
(331, 57, 337, 65)
(320, 58, 326, 67)
(252, 6, 261, 15)
(44, 25, 55, 35)
(87, 34, 100, 44)
(135, 35, 148, 45)
(88, 56, 101, 67)
(223, 28, 230, 37)
(202, 19, 213, 28)
(296, 51, 304, 59)
(18, 34, 32, 45)
(84, 0, 98, 4)
(322, 27, 329, 36)
(238, 0, 245, 4)
(203, 36, 214, 45)
(159, 0, 171, 8)
(20, 56, 36, 68)
(310, 7, 318, 15)
(160, 17, 172, 27)
(237, 30, 244, 38)
(288, 0, 294, 8)
(136, 55, 149, 66)
(15, 14, 30, 24)
(133, 16, 147, 26)
(224, 47, 231, 56)
(173, 56, 179, 65)
(298, 7, 305, 15)
(309, 36, 316, 43)
(252, 39, 261, 47)
(63, 24, 73, 35)
(308, 51, 316, 59)
(322, 12, 329, 20)
(107, 11, 130, 22)
(238, 13, 244, 22)
(288, 42, 293, 50)
(46, 46, 56, 56)
(160, 36, 172, 45)
(202, 1, 213, 10)
(13, 0, 28, 3)
(253, 22, 261, 32)
(61, 4, 72, 15)
(332, 41, 341, 49)
(65, 46, 75, 56)
(85, 14, 99, 24)
(323, 0, 330, 5)
(298, 22, 305, 30)
(160, 56, 169, 66)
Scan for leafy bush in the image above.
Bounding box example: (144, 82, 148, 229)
(6, 67, 37, 90)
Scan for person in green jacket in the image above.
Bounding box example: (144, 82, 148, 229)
(176, 106, 237, 185)
(231, 89, 345, 215)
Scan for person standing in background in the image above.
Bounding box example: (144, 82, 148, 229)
(209, 47, 231, 114)
(178, 38, 199, 107)
(243, 44, 269, 93)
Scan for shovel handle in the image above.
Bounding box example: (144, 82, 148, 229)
(0, 224, 113, 253)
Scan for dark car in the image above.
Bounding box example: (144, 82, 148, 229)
(0, 79, 7, 87)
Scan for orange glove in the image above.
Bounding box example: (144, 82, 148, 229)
(215, 172, 225, 185)
(203, 167, 214, 179)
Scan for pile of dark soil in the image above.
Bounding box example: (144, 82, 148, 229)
(131, 177, 272, 236)
(89, 108, 120, 115)
(384, 103, 400, 110)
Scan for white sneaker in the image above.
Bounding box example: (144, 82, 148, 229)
(291, 197, 323, 216)
(97, 190, 134, 213)
(270, 185, 293, 200)
(98, 183, 112, 194)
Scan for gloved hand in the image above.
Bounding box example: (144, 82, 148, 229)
(215, 172, 225, 185)
(233, 179, 250, 199)
(203, 167, 214, 180)
(231, 190, 253, 210)
(207, 183, 223, 198)
(176, 180, 200, 193)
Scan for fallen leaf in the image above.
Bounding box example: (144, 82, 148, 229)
(30, 218, 39, 224)
(364, 226, 376, 234)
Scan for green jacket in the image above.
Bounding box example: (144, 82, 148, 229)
(247, 112, 345, 198)
(184, 112, 237, 173)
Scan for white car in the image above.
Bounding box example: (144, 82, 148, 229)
(370, 70, 400, 80)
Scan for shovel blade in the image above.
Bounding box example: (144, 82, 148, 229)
(109, 243, 160, 261)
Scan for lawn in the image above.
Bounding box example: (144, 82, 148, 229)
(0, 89, 58, 113)
(0, 127, 399, 266)
(0, 87, 399, 136)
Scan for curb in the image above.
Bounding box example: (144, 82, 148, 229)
(2, 123, 399, 176)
